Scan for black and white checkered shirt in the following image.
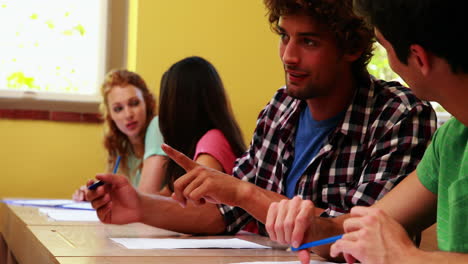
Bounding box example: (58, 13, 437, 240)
(219, 77, 437, 235)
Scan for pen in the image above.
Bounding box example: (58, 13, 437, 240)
(291, 234, 343, 251)
(88, 156, 121, 190)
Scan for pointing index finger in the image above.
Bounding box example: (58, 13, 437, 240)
(161, 144, 197, 171)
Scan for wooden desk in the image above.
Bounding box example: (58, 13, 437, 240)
(0, 202, 324, 264)
(54, 256, 302, 264)
(1, 203, 102, 226)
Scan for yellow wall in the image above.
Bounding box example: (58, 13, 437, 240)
(133, 0, 284, 141)
(0, 120, 105, 198)
(0, 0, 284, 198)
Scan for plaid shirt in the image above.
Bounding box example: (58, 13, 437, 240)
(219, 77, 437, 235)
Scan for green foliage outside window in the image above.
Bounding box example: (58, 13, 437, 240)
(0, 0, 103, 95)
(368, 43, 402, 82)
(368, 43, 448, 118)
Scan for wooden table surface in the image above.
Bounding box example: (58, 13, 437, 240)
(1, 202, 103, 226)
(54, 256, 304, 264)
(0, 202, 326, 264)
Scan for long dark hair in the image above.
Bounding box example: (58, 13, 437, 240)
(159, 56, 246, 191)
(101, 69, 156, 177)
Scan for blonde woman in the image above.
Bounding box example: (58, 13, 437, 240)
(73, 69, 166, 200)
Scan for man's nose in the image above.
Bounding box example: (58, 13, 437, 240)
(281, 41, 300, 66)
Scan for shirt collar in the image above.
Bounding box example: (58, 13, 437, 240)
(338, 75, 375, 143)
(282, 75, 375, 144)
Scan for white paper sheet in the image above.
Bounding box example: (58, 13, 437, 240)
(110, 238, 271, 249)
(231, 261, 342, 264)
(39, 208, 99, 221)
(60, 202, 94, 210)
(6, 199, 74, 206)
(3, 199, 94, 210)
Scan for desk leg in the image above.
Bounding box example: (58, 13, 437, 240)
(7, 251, 18, 264)
(0, 233, 18, 264)
(0, 233, 7, 263)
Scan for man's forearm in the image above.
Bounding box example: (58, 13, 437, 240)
(409, 250, 468, 264)
(139, 193, 226, 234)
(237, 183, 347, 260)
(311, 215, 349, 261)
(235, 182, 288, 223)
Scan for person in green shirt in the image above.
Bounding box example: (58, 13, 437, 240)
(265, 0, 468, 263)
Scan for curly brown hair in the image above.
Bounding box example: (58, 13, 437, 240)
(264, 0, 374, 81)
(101, 69, 156, 178)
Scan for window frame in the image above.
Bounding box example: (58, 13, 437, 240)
(0, 0, 128, 114)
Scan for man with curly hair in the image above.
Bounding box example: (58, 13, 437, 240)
(86, 0, 436, 252)
(265, 0, 468, 263)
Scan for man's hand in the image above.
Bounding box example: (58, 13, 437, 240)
(86, 173, 142, 225)
(162, 144, 249, 207)
(266, 196, 317, 264)
(330, 206, 418, 264)
(72, 185, 88, 201)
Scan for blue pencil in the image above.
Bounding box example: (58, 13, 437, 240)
(291, 234, 343, 251)
(112, 156, 122, 174)
(88, 156, 121, 190)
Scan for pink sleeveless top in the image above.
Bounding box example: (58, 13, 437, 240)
(193, 129, 237, 174)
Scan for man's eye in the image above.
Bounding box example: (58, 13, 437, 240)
(304, 38, 316, 46)
(279, 33, 289, 43)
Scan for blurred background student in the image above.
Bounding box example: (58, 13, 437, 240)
(78, 57, 248, 205)
(157, 56, 246, 194)
(84, 56, 251, 231)
(73, 69, 167, 201)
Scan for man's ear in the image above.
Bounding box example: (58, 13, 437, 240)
(409, 44, 431, 76)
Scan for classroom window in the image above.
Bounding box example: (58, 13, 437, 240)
(368, 42, 451, 127)
(0, 0, 127, 114)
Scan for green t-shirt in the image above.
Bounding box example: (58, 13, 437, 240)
(128, 116, 166, 187)
(417, 118, 468, 252)
(144, 116, 166, 159)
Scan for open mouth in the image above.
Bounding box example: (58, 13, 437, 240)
(126, 121, 138, 130)
(287, 70, 308, 83)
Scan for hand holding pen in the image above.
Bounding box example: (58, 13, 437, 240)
(73, 157, 120, 201)
(291, 234, 343, 251)
(88, 156, 121, 190)
(266, 196, 345, 264)
(85, 156, 143, 225)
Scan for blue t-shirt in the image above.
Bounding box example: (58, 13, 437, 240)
(285, 106, 345, 198)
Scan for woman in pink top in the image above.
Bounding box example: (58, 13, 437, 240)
(194, 129, 237, 175)
(158, 56, 246, 193)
